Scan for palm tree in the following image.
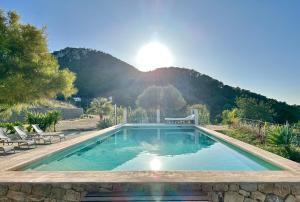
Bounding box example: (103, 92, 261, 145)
(87, 97, 113, 120)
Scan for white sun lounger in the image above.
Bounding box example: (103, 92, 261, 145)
(0, 145, 15, 154)
(0, 127, 35, 149)
(32, 124, 65, 141)
(14, 126, 51, 145)
(0, 128, 10, 142)
(165, 114, 195, 122)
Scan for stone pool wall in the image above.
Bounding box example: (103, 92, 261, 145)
(0, 182, 299, 202)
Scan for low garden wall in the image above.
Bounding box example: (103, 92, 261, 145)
(0, 182, 299, 202)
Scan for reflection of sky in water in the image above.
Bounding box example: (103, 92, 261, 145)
(25, 127, 281, 171)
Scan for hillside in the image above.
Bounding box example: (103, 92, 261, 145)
(53, 47, 300, 123)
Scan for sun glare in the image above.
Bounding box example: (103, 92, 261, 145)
(136, 42, 173, 71)
(150, 158, 162, 171)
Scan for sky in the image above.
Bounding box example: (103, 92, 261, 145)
(1, 0, 300, 105)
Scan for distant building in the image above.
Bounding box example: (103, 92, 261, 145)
(73, 97, 82, 102)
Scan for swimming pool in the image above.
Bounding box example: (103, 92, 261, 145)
(22, 125, 281, 171)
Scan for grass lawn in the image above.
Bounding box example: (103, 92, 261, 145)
(218, 128, 300, 163)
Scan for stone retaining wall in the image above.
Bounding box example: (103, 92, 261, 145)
(0, 182, 299, 202)
(7, 107, 84, 122)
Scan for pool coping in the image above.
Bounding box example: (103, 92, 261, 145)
(0, 123, 299, 183)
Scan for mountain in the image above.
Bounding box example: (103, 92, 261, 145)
(53, 47, 300, 123)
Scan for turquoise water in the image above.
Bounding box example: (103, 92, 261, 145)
(23, 126, 281, 171)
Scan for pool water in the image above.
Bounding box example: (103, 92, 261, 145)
(23, 126, 281, 171)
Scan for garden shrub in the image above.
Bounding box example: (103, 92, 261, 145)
(221, 108, 238, 125)
(97, 118, 113, 129)
(266, 125, 294, 146)
(26, 110, 61, 132)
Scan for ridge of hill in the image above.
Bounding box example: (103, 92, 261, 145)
(53, 47, 300, 123)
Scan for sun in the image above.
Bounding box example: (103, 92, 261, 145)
(150, 158, 161, 171)
(136, 42, 173, 71)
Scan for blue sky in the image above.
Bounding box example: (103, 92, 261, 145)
(1, 0, 300, 105)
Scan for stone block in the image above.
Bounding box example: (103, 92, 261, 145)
(291, 185, 300, 195)
(6, 190, 26, 201)
(240, 184, 257, 192)
(273, 184, 290, 198)
(265, 193, 283, 202)
(21, 184, 32, 194)
(0, 197, 11, 202)
(64, 190, 81, 201)
(202, 184, 213, 192)
(59, 184, 72, 189)
(72, 184, 85, 192)
(213, 184, 228, 192)
(229, 184, 239, 191)
(50, 187, 66, 200)
(258, 184, 274, 194)
(224, 191, 244, 202)
(32, 184, 52, 197)
(285, 194, 296, 202)
(0, 185, 8, 196)
(239, 189, 250, 197)
(251, 191, 266, 202)
(26, 195, 45, 202)
(8, 184, 21, 191)
(208, 192, 223, 202)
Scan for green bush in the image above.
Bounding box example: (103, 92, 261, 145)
(285, 146, 300, 162)
(97, 118, 113, 129)
(0, 122, 23, 134)
(26, 110, 61, 132)
(266, 125, 294, 146)
(221, 108, 238, 125)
